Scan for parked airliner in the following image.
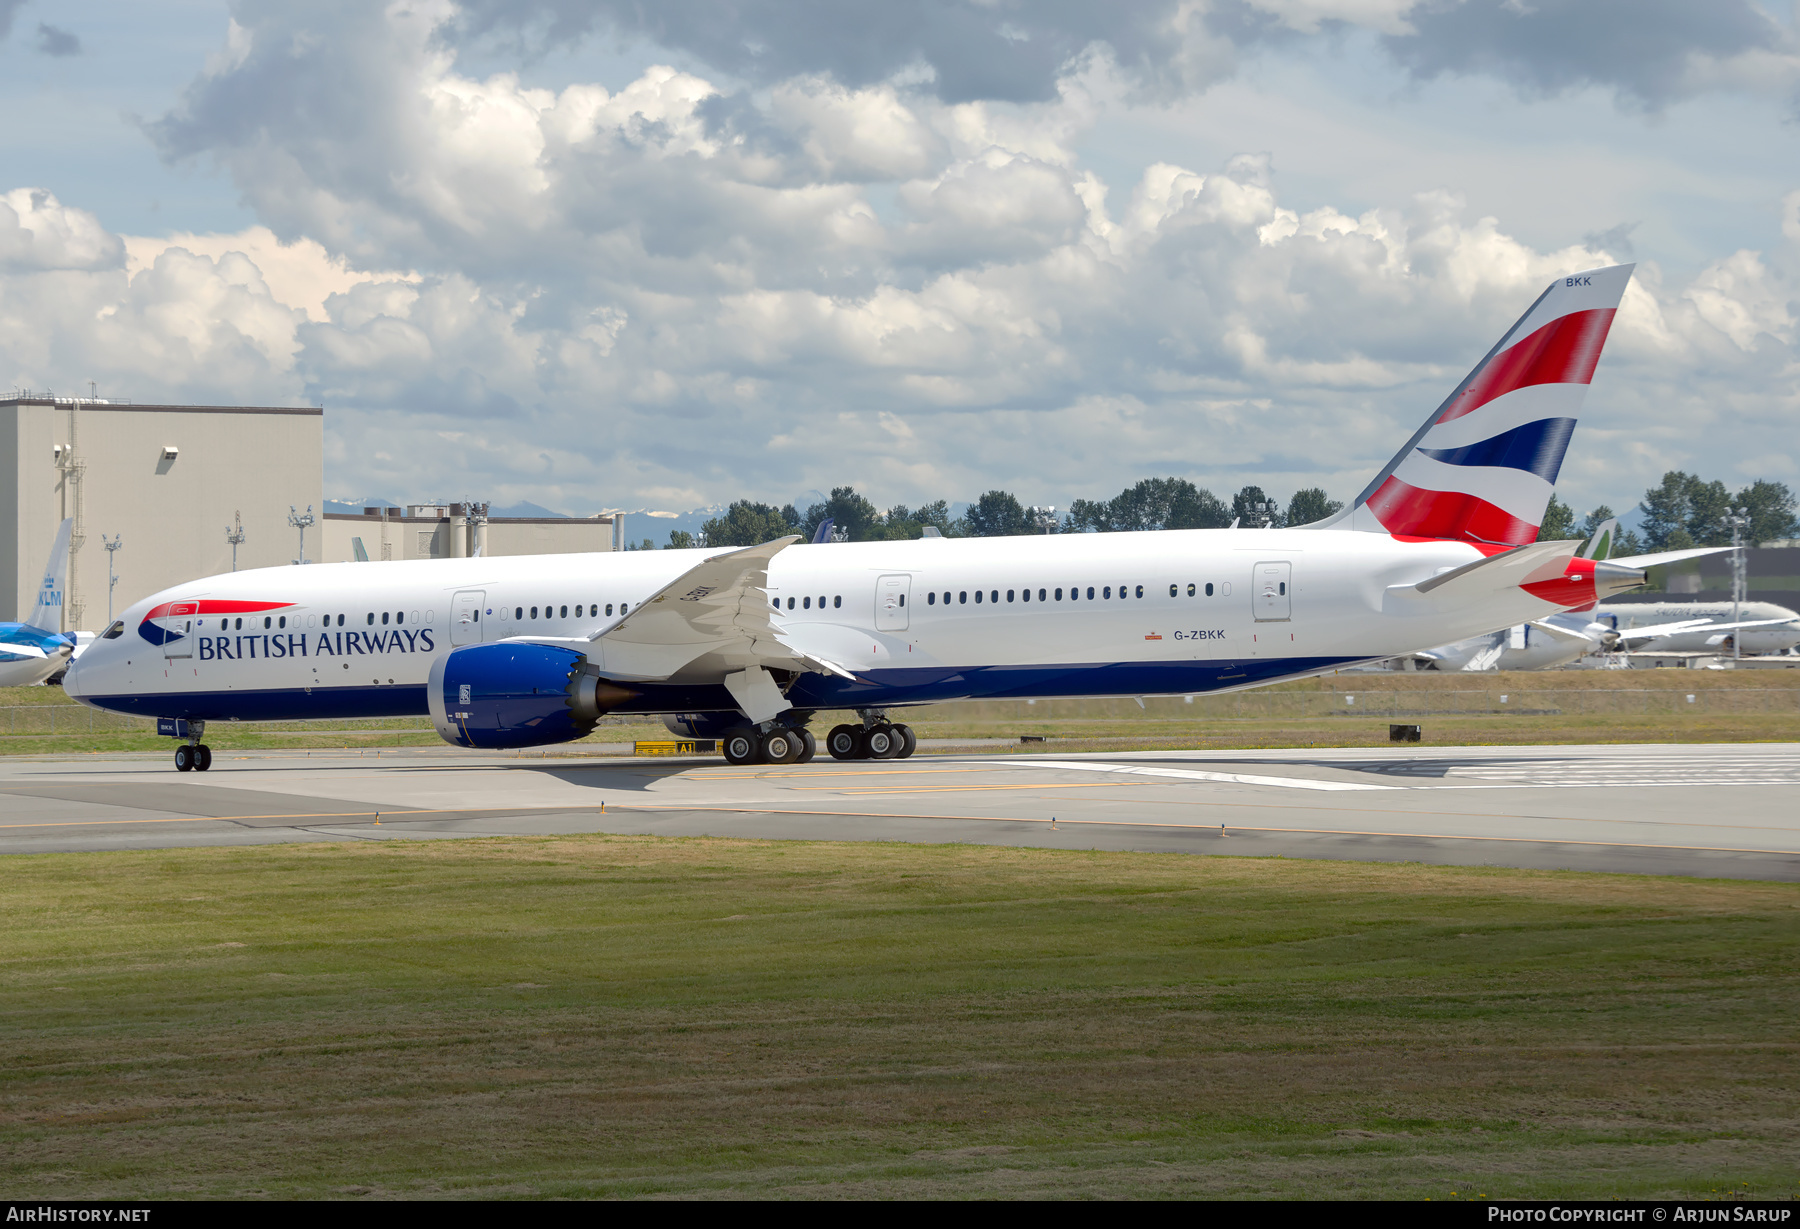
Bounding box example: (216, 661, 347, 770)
(0, 519, 75, 688)
(68, 263, 1716, 770)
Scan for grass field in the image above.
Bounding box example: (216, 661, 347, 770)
(6, 669, 1800, 757)
(4, 835, 1797, 1199)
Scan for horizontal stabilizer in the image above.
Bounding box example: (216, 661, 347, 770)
(1607, 545, 1733, 570)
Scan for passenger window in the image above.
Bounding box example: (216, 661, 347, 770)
(280, 616, 287, 628)
(263, 616, 272, 629)
(529, 607, 537, 619)
(233, 617, 242, 630)
(1279, 582, 1286, 595)
(1103, 587, 1111, 599)
(959, 591, 967, 604)
(1007, 590, 1015, 602)
(621, 602, 629, 614)
(834, 596, 842, 608)
(514, 607, 522, 619)
(561, 605, 568, 618)
(1136, 585, 1144, 599)
(928, 592, 936, 605)
(1038, 588, 1046, 601)
(367, 613, 375, 625)
(899, 594, 905, 607)
(1055, 588, 1063, 600)
(975, 590, 983, 604)
(804, 596, 812, 609)
(1188, 584, 1196, 597)
(606, 604, 614, 616)
(1169, 585, 1177, 598)
(1205, 583, 1214, 597)
(1086, 587, 1094, 599)
(787, 597, 795, 610)
(1022, 589, 1031, 603)
(990, 590, 998, 603)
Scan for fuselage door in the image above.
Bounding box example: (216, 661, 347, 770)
(1253, 561, 1291, 622)
(875, 574, 911, 631)
(451, 590, 485, 646)
(162, 601, 198, 659)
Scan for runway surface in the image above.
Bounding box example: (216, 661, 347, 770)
(3, 743, 1799, 880)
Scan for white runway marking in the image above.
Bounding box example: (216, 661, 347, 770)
(997, 760, 1399, 792)
(1434, 754, 1800, 789)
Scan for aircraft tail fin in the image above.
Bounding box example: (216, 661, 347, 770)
(810, 518, 835, 545)
(27, 519, 72, 632)
(1323, 264, 1635, 546)
(1578, 517, 1619, 560)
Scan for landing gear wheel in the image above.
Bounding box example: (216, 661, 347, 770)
(722, 726, 760, 765)
(826, 724, 861, 760)
(761, 728, 802, 765)
(866, 724, 900, 759)
(894, 725, 916, 759)
(195, 745, 213, 772)
(174, 744, 194, 772)
(796, 729, 817, 764)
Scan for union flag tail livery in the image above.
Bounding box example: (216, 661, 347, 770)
(1334, 264, 1634, 546)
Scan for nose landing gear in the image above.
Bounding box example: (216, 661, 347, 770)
(173, 721, 212, 772)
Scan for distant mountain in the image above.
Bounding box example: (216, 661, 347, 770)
(324, 497, 398, 516)
(491, 501, 569, 519)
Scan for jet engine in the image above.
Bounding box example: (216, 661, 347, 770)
(428, 643, 635, 749)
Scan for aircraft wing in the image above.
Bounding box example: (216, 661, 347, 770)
(1527, 618, 1595, 645)
(1612, 616, 1794, 644)
(502, 536, 856, 684)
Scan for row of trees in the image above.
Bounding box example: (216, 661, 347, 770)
(1538, 475, 1798, 553)
(663, 480, 1348, 548)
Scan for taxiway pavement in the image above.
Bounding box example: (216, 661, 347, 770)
(2, 743, 1797, 879)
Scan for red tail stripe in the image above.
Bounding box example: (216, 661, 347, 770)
(1522, 557, 1597, 608)
(1366, 475, 1538, 546)
(1437, 308, 1616, 424)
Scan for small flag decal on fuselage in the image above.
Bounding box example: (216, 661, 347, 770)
(1144, 633, 1163, 641)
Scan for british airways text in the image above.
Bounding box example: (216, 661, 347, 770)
(197, 629, 436, 660)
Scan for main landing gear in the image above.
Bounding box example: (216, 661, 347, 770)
(174, 721, 213, 772)
(722, 723, 818, 766)
(825, 714, 916, 761)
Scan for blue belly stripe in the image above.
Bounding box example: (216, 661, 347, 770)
(77, 656, 1372, 724)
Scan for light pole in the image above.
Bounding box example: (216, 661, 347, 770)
(1029, 505, 1059, 534)
(288, 504, 315, 565)
(463, 500, 489, 557)
(103, 534, 122, 623)
(225, 511, 246, 571)
(1724, 506, 1749, 660)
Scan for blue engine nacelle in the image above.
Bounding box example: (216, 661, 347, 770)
(428, 643, 635, 750)
(662, 712, 743, 739)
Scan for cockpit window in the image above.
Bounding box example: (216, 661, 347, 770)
(101, 620, 124, 640)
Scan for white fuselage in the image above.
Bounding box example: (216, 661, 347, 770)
(65, 529, 1584, 724)
(1595, 601, 1800, 655)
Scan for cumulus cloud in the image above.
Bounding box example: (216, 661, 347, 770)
(35, 22, 79, 56)
(2, 1, 1791, 516)
(1382, 0, 1800, 112)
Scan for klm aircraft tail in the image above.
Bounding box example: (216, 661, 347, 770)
(1324, 264, 1635, 547)
(27, 519, 72, 632)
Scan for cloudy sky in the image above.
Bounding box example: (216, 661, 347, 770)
(1, 0, 1795, 523)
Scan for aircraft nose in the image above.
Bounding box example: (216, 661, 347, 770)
(62, 649, 86, 699)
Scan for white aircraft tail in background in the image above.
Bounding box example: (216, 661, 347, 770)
(29, 518, 72, 633)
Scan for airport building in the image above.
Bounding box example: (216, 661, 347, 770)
(2, 397, 323, 631)
(2, 396, 627, 630)
(320, 505, 624, 563)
